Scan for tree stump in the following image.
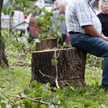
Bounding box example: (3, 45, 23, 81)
(36, 38, 57, 51)
(30, 38, 87, 88)
(0, 40, 8, 68)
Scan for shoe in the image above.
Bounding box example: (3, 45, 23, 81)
(99, 85, 108, 92)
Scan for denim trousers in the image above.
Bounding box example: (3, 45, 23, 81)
(69, 33, 108, 86)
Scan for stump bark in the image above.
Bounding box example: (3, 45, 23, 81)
(31, 38, 87, 88)
(0, 40, 8, 68)
(36, 38, 57, 51)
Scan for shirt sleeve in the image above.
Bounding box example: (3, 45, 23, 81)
(75, 2, 93, 26)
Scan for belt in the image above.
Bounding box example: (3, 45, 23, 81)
(68, 31, 81, 34)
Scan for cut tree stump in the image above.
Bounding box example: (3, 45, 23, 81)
(0, 40, 8, 68)
(30, 38, 87, 88)
(36, 38, 57, 51)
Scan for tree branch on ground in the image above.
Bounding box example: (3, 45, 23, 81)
(1, 92, 15, 104)
(0, 92, 50, 106)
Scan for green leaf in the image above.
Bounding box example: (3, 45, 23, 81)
(45, 96, 51, 103)
(51, 59, 58, 66)
(2, 7, 7, 15)
(11, 11, 15, 16)
(41, 84, 48, 91)
(30, 80, 37, 87)
(53, 98, 58, 105)
(56, 26, 60, 31)
(41, 7, 45, 12)
(24, 88, 30, 95)
(1, 102, 6, 108)
(49, 105, 55, 108)
(70, 86, 75, 91)
(41, 92, 47, 99)
(53, 54, 55, 59)
(0, 96, 2, 102)
(56, 88, 62, 95)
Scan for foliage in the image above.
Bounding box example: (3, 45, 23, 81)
(1, 29, 35, 54)
(34, 6, 63, 41)
(0, 29, 107, 107)
(0, 65, 108, 108)
(86, 53, 103, 68)
(2, 0, 32, 16)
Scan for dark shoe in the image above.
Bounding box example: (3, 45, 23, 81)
(99, 85, 108, 92)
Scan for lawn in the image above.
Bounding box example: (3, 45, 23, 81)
(0, 31, 108, 108)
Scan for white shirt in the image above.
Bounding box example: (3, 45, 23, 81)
(66, 0, 102, 34)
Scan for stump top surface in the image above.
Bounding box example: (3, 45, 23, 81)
(33, 47, 77, 53)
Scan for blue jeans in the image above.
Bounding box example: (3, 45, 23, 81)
(69, 33, 108, 86)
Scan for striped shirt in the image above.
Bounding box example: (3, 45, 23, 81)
(66, 0, 102, 34)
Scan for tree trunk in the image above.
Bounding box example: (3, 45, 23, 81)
(0, 40, 8, 68)
(0, 0, 3, 39)
(0, 0, 8, 68)
(30, 38, 87, 88)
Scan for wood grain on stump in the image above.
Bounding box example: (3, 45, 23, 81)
(36, 38, 57, 51)
(31, 38, 86, 88)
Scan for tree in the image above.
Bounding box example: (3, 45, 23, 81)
(2, 0, 32, 37)
(0, 0, 8, 68)
(0, 0, 3, 39)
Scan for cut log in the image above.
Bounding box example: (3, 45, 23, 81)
(0, 40, 8, 68)
(30, 47, 86, 88)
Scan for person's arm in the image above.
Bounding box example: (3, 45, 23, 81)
(83, 25, 108, 42)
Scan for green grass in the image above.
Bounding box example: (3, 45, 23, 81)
(85, 64, 102, 86)
(1, 63, 106, 108)
(63, 66, 106, 108)
(0, 31, 108, 108)
(0, 66, 31, 94)
(0, 54, 106, 108)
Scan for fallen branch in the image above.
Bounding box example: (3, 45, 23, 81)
(1, 92, 50, 106)
(1, 92, 15, 104)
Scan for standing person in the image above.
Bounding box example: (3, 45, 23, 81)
(98, 2, 108, 36)
(66, 0, 108, 91)
(53, 3, 67, 45)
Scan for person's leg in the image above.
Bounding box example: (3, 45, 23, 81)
(62, 34, 67, 44)
(102, 58, 108, 86)
(69, 33, 108, 86)
(59, 34, 63, 45)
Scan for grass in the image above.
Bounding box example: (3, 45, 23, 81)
(1, 64, 107, 108)
(0, 31, 108, 108)
(63, 66, 107, 108)
(0, 67, 31, 94)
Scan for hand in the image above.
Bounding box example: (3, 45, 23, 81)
(102, 36, 108, 42)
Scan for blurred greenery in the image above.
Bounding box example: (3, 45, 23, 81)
(0, 1, 107, 106)
(0, 29, 107, 108)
